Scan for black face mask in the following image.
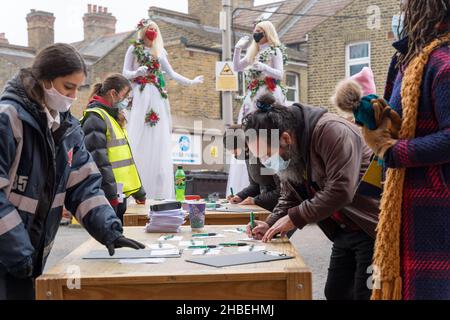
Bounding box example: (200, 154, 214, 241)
(253, 32, 265, 43)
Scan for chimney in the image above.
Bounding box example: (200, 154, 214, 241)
(26, 9, 55, 51)
(188, 0, 253, 27)
(83, 3, 117, 41)
(0, 33, 9, 45)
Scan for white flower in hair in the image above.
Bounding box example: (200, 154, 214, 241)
(136, 19, 153, 30)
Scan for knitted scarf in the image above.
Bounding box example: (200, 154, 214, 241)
(371, 33, 450, 300)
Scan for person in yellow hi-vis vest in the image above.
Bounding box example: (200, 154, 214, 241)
(81, 74, 146, 223)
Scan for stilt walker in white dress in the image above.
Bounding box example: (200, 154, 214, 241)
(227, 20, 287, 197)
(123, 19, 204, 200)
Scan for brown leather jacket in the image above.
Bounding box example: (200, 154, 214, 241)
(266, 113, 380, 240)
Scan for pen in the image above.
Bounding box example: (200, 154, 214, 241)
(219, 243, 248, 247)
(192, 233, 217, 237)
(163, 235, 174, 240)
(188, 245, 217, 249)
(250, 212, 255, 230)
(230, 188, 234, 197)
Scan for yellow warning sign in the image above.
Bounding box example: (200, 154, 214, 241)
(220, 63, 234, 76)
(216, 62, 238, 91)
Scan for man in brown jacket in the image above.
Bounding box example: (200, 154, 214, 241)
(243, 94, 379, 300)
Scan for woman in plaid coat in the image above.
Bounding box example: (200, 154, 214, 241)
(364, 1, 449, 300)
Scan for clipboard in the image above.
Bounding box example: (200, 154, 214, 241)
(185, 251, 293, 268)
(83, 249, 181, 260)
(356, 158, 383, 199)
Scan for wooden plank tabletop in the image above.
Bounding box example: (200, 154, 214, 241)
(123, 202, 272, 227)
(126, 202, 270, 215)
(36, 226, 311, 300)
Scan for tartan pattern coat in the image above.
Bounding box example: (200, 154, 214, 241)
(384, 39, 450, 300)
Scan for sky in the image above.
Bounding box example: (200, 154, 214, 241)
(0, 0, 281, 46)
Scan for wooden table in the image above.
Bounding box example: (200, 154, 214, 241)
(36, 226, 312, 300)
(123, 202, 271, 227)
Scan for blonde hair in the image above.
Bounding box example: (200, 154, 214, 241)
(245, 21, 281, 63)
(138, 21, 165, 58)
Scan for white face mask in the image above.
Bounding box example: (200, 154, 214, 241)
(392, 14, 405, 41)
(114, 98, 130, 110)
(261, 153, 291, 173)
(43, 82, 76, 113)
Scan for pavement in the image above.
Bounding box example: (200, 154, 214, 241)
(45, 224, 332, 300)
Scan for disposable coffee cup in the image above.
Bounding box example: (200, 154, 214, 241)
(187, 201, 206, 231)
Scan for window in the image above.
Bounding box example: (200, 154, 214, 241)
(287, 42, 307, 53)
(346, 42, 371, 77)
(285, 72, 299, 104)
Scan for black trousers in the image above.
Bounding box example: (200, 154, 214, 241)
(0, 273, 35, 300)
(325, 229, 375, 300)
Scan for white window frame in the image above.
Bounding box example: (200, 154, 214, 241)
(285, 72, 299, 104)
(345, 41, 371, 78)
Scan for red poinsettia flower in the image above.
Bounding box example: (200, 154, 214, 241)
(145, 109, 160, 127)
(150, 113, 159, 122)
(136, 77, 146, 85)
(265, 77, 276, 92)
(249, 79, 259, 90)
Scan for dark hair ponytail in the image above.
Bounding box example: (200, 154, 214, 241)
(91, 83, 103, 97)
(243, 94, 295, 144)
(20, 43, 87, 105)
(89, 74, 131, 100)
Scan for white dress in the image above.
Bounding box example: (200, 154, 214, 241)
(226, 43, 286, 197)
(123, 45, 193, 200)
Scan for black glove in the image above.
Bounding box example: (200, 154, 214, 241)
(106, 236, 146, 256)
(8, 256, 33, 279)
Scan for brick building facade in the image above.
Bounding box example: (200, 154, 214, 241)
(307, 0, 399, 112)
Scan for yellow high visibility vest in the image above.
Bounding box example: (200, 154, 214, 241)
(83, 108, 142, 197)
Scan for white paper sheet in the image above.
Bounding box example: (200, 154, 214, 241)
(147, 243, 177, 250)
(179, 241, 205, 247)
(239, 237, 263, 243)
(158, 236, 183, 242)
(191, 234, 226, 239)
(223, 228, 247, 234)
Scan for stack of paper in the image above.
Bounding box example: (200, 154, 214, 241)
(145, 209, 186, 233)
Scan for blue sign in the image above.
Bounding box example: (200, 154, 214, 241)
(179, 136, 191, 152)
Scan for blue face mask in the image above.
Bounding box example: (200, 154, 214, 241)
(262, 153, 290, 173)
(392, 14, 405, 41)
(114, 98, 130, 110)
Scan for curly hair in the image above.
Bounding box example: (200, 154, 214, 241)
(398, 0, 450, 67)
